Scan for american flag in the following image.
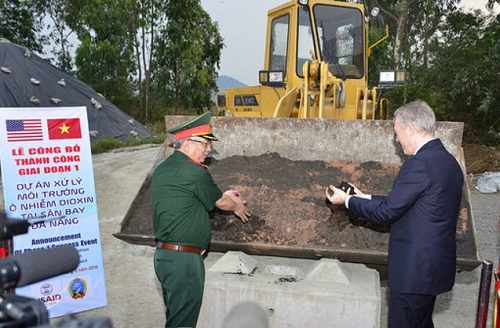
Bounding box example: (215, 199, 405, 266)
(6, 119, 43, 142)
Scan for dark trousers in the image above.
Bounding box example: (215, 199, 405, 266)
(154, 249, 205, 328)
(388, 290, 436, 328)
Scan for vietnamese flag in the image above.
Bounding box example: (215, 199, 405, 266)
(47, 118, 82, 140)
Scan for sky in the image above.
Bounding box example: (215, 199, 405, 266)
(200, 0, 499, 86)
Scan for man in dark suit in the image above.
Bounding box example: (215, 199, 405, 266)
(326, 100, 464, 328)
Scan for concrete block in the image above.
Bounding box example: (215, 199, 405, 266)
(209, 251, 258, 275)
(198, 252, 380, 328)
(305, 258, 351, 284)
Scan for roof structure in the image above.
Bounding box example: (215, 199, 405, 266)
(0, 39, 154, 143)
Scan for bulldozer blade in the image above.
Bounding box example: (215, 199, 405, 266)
(114, 116, 479, 273)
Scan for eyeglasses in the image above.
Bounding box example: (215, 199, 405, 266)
(188, 138, 212, 148)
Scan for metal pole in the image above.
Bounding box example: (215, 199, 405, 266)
(476, 260, 493, 328)
(494, 272, 500, 328)
(494, 257, 500, 328)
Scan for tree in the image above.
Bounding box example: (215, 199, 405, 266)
(72, 0, 136, 110)
(432, 10, 500, 145)
(152, 0, 223, 116)
(370, 0, 460, 69)
(366, 0, 499, 145)
(387, 7, 500, 145)
(0, 0, 44, 52)
(35, 0, 76, 72)
(487, 0, 500, 10)
(128, 0, 163, 123)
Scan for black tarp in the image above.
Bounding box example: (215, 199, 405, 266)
(0, 39, 154, 143)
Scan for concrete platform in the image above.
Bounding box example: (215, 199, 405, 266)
(198, 251, 381, 328)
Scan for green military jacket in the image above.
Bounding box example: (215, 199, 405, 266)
(152, 150, 223, 249)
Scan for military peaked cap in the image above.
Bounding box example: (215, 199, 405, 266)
(167, 111, 218, 141)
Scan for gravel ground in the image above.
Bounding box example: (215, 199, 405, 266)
(1, 144, 499, 327)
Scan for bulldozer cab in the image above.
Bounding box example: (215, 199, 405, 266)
(266, 2, 365, 86)
(115, 0, 478, 277)
(217, 0, 388, 120)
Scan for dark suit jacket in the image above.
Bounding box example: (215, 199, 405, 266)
(349, 139, 464, 295)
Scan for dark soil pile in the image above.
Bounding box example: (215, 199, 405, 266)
(118, 152, 477, 268)
(209, 153, 474, 258)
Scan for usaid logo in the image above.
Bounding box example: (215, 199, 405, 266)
(40, 284, 53, 295)
(39, 283, 62, 303)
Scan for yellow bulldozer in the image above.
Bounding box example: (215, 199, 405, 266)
(115, 0, 478, 274)
(215, 0, 404, 120)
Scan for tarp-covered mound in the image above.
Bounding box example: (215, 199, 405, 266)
(0, 39, 154, 143)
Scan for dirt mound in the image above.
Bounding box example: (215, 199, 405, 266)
(463, 144, 500, 174)
(116, 150, 478, 270)
(208, 153, 476, 264)
(210, 153, 397, 249)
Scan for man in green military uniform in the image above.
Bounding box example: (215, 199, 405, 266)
(152, 111, 250, 328)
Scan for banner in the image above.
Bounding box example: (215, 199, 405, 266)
(0, 107, 107, 317)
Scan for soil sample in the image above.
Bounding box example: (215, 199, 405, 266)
(118, 152, 477, 269)
(210, 153, 397, 251)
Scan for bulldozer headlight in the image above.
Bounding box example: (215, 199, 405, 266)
(269, 71, 284, 83)
(259, 70, 285, 86)
(378, 70, 406, 89)
(297, 0, 309, 5)
(370, 7, 380, 17)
